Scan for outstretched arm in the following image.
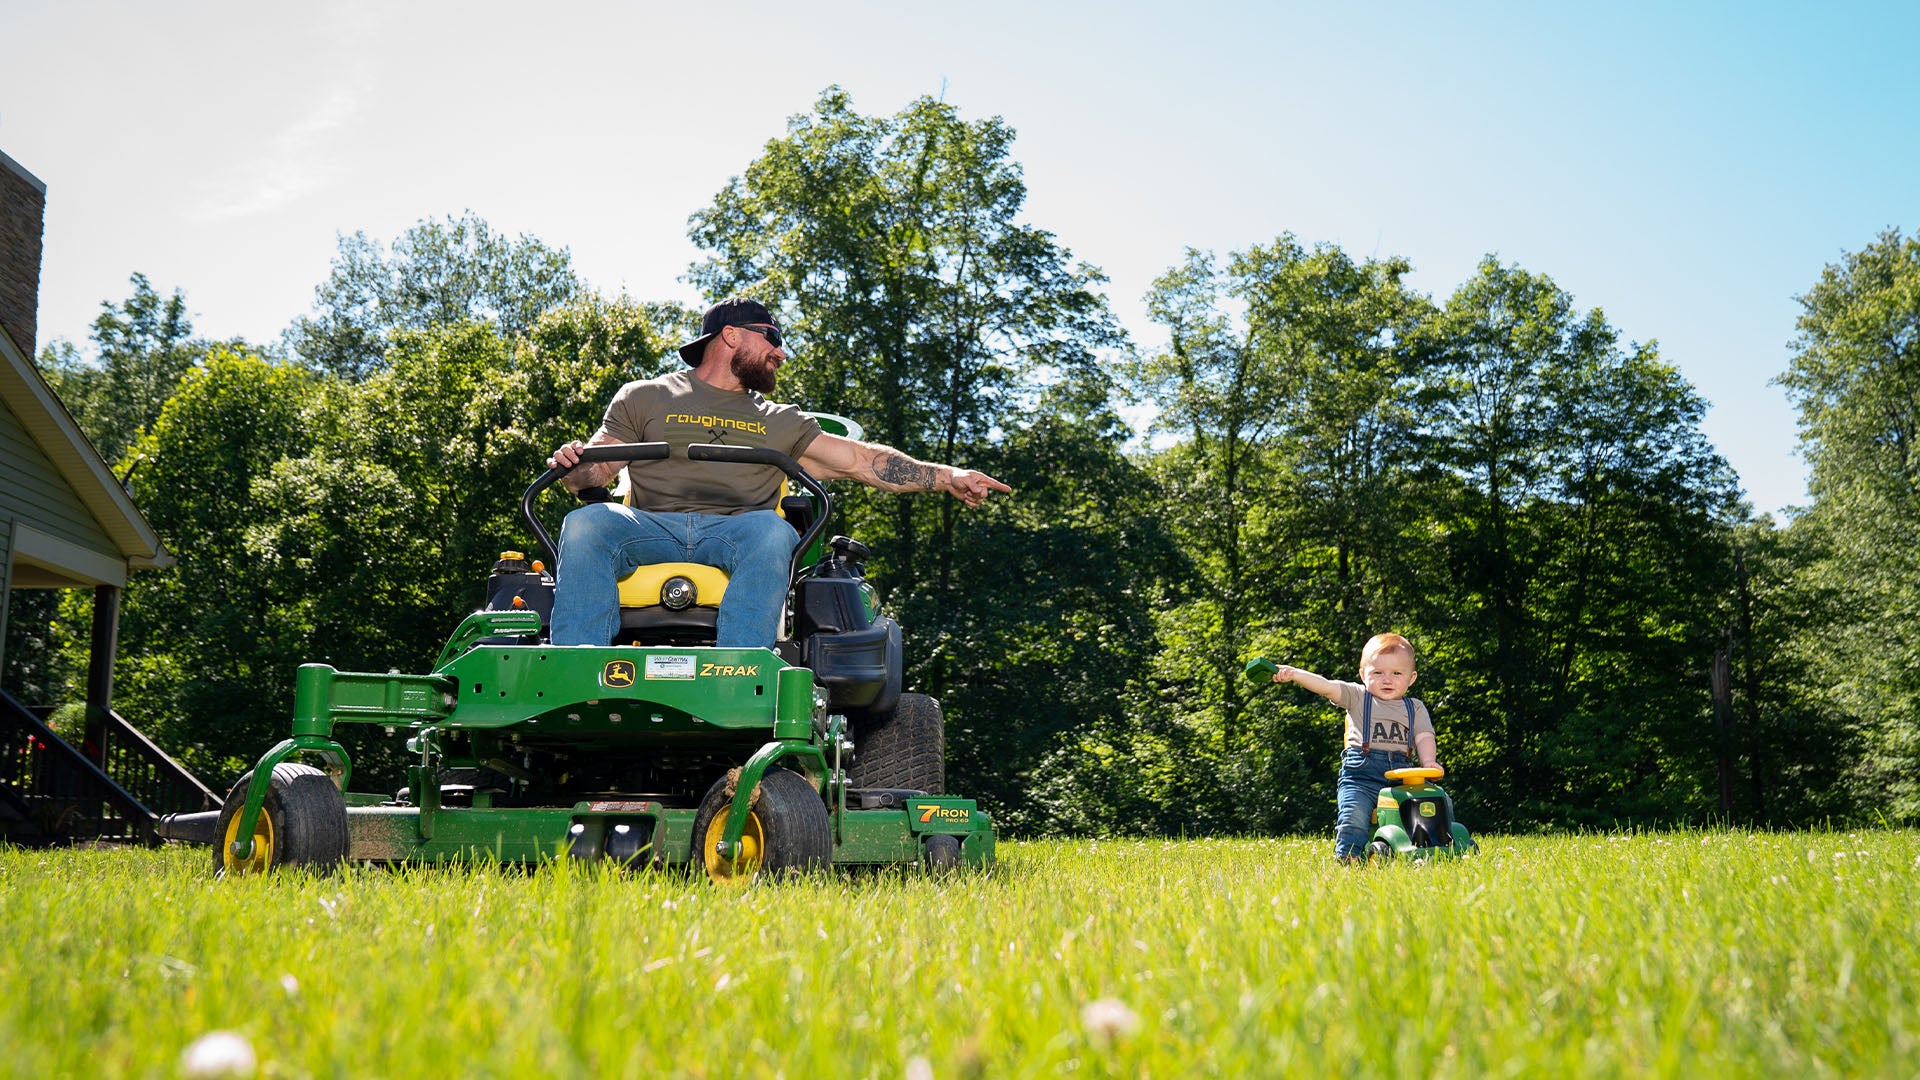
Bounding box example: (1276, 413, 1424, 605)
(799, 432, 1011, 508)
(1271, 664, 1344, 704)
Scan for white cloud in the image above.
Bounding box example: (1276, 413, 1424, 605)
(191, 81, 365, 222)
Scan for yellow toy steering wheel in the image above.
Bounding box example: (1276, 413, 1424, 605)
(1385, 766, 1444, 785)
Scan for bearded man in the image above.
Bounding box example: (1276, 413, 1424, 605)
(545, 298, 1009, 648)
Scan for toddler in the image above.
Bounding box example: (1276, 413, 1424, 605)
(1268, 633, 1439, 861)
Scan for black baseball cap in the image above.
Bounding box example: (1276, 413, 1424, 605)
(678, 298, 780, 365)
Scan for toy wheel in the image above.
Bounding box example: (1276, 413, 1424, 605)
(212, 763, 350, 875)
(690, 768, 829, 885)
(1368, 839, 1394, 863)
(850, 692, 945, 794)
(923, 833, 962, 872)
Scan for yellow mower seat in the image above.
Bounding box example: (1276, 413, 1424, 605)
(616, 562, 730, 610)
(612, 471, 812, 612)
(605, 437, 828, 641)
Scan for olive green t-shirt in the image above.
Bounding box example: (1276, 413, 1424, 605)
(595, 370, 824, 514)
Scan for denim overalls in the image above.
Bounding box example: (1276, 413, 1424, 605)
(1334, 693, 1417, 859)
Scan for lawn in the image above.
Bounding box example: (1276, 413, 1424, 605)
(1, 831, 1915, 1078)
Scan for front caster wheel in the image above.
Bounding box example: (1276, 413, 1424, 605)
(690, 768, 830, 886)
(213, 763, 349, 875)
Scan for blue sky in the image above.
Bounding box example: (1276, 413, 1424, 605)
(4, 1, 1916, 517)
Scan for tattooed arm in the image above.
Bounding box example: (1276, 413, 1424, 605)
(799, 433, 1011, 508)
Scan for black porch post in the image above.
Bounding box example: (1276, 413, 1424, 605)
(85, 582, 121, 765)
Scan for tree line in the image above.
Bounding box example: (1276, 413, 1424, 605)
(8, 87, 1915, 834)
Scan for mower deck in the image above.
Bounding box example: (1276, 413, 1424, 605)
(335, 796, 994, 868)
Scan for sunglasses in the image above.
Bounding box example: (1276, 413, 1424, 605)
(734, 323, 785, 350)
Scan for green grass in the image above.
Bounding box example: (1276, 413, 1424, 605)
(2, 831, 1916, 1079)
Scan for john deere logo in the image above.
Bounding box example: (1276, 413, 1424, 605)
(1418, 802, 1437, 817)
(602, 660, 636, 688)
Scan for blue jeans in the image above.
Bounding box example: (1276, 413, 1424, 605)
(1335, 747, 1411, 859)
(548, 503, 798, 648)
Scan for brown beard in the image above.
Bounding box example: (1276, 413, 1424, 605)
(730, 350, 777, 394)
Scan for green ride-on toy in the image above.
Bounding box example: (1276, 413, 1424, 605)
(170, 432, 995, 882)
(1366, 767, 1476, 862)
(1242, 656, 1476, 862)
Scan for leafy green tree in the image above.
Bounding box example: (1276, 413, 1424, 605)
(688, 87, 1121, 577)
(936, 382, 1181, 830)
(286, 211, 583, 379)
(1412, 258, 1742, 826)
(1127, 249, 1300, 832)
(1775, 228, 1920, 817)
(1122, 238, 1426, 835)
(37, 272, 199, 465)
(685, 87, 1132, 820)
(1716, 520, 1865, 824)
(106, 347, 322, 780)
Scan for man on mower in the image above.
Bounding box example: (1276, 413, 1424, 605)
(545, 298, 1010, 648)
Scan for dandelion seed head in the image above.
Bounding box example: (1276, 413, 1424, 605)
(181, 1031, 256, 1077)
(1081, 997, 1142, 1044)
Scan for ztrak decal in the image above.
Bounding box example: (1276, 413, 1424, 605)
(699, 663, 760, 677)
(602, 660, 636, 688)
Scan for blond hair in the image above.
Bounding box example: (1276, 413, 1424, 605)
(1360, 632, 1417, 672)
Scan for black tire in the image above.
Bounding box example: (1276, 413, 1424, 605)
(213, 763, 350, 875)
(923, 833, 962, 872)
(689, 767, 830, 885)
(1368, 839, 1394, 863)
(849, 692, 945, 794)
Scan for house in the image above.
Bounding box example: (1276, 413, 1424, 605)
(1, 146, 214, 844)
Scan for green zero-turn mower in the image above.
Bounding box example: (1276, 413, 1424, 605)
(170, 425, 995, 882)
(1243, 656, 1476, 862)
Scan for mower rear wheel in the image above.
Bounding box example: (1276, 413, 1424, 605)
(691, 768, 829, 885)
(850, 692, 945, 794)
(213, 763, 350, 875)
(1367, 839, 1394, 863)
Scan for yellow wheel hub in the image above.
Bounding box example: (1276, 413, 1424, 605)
(702, 808, 765, 886)
(221, 806, 275, 874)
